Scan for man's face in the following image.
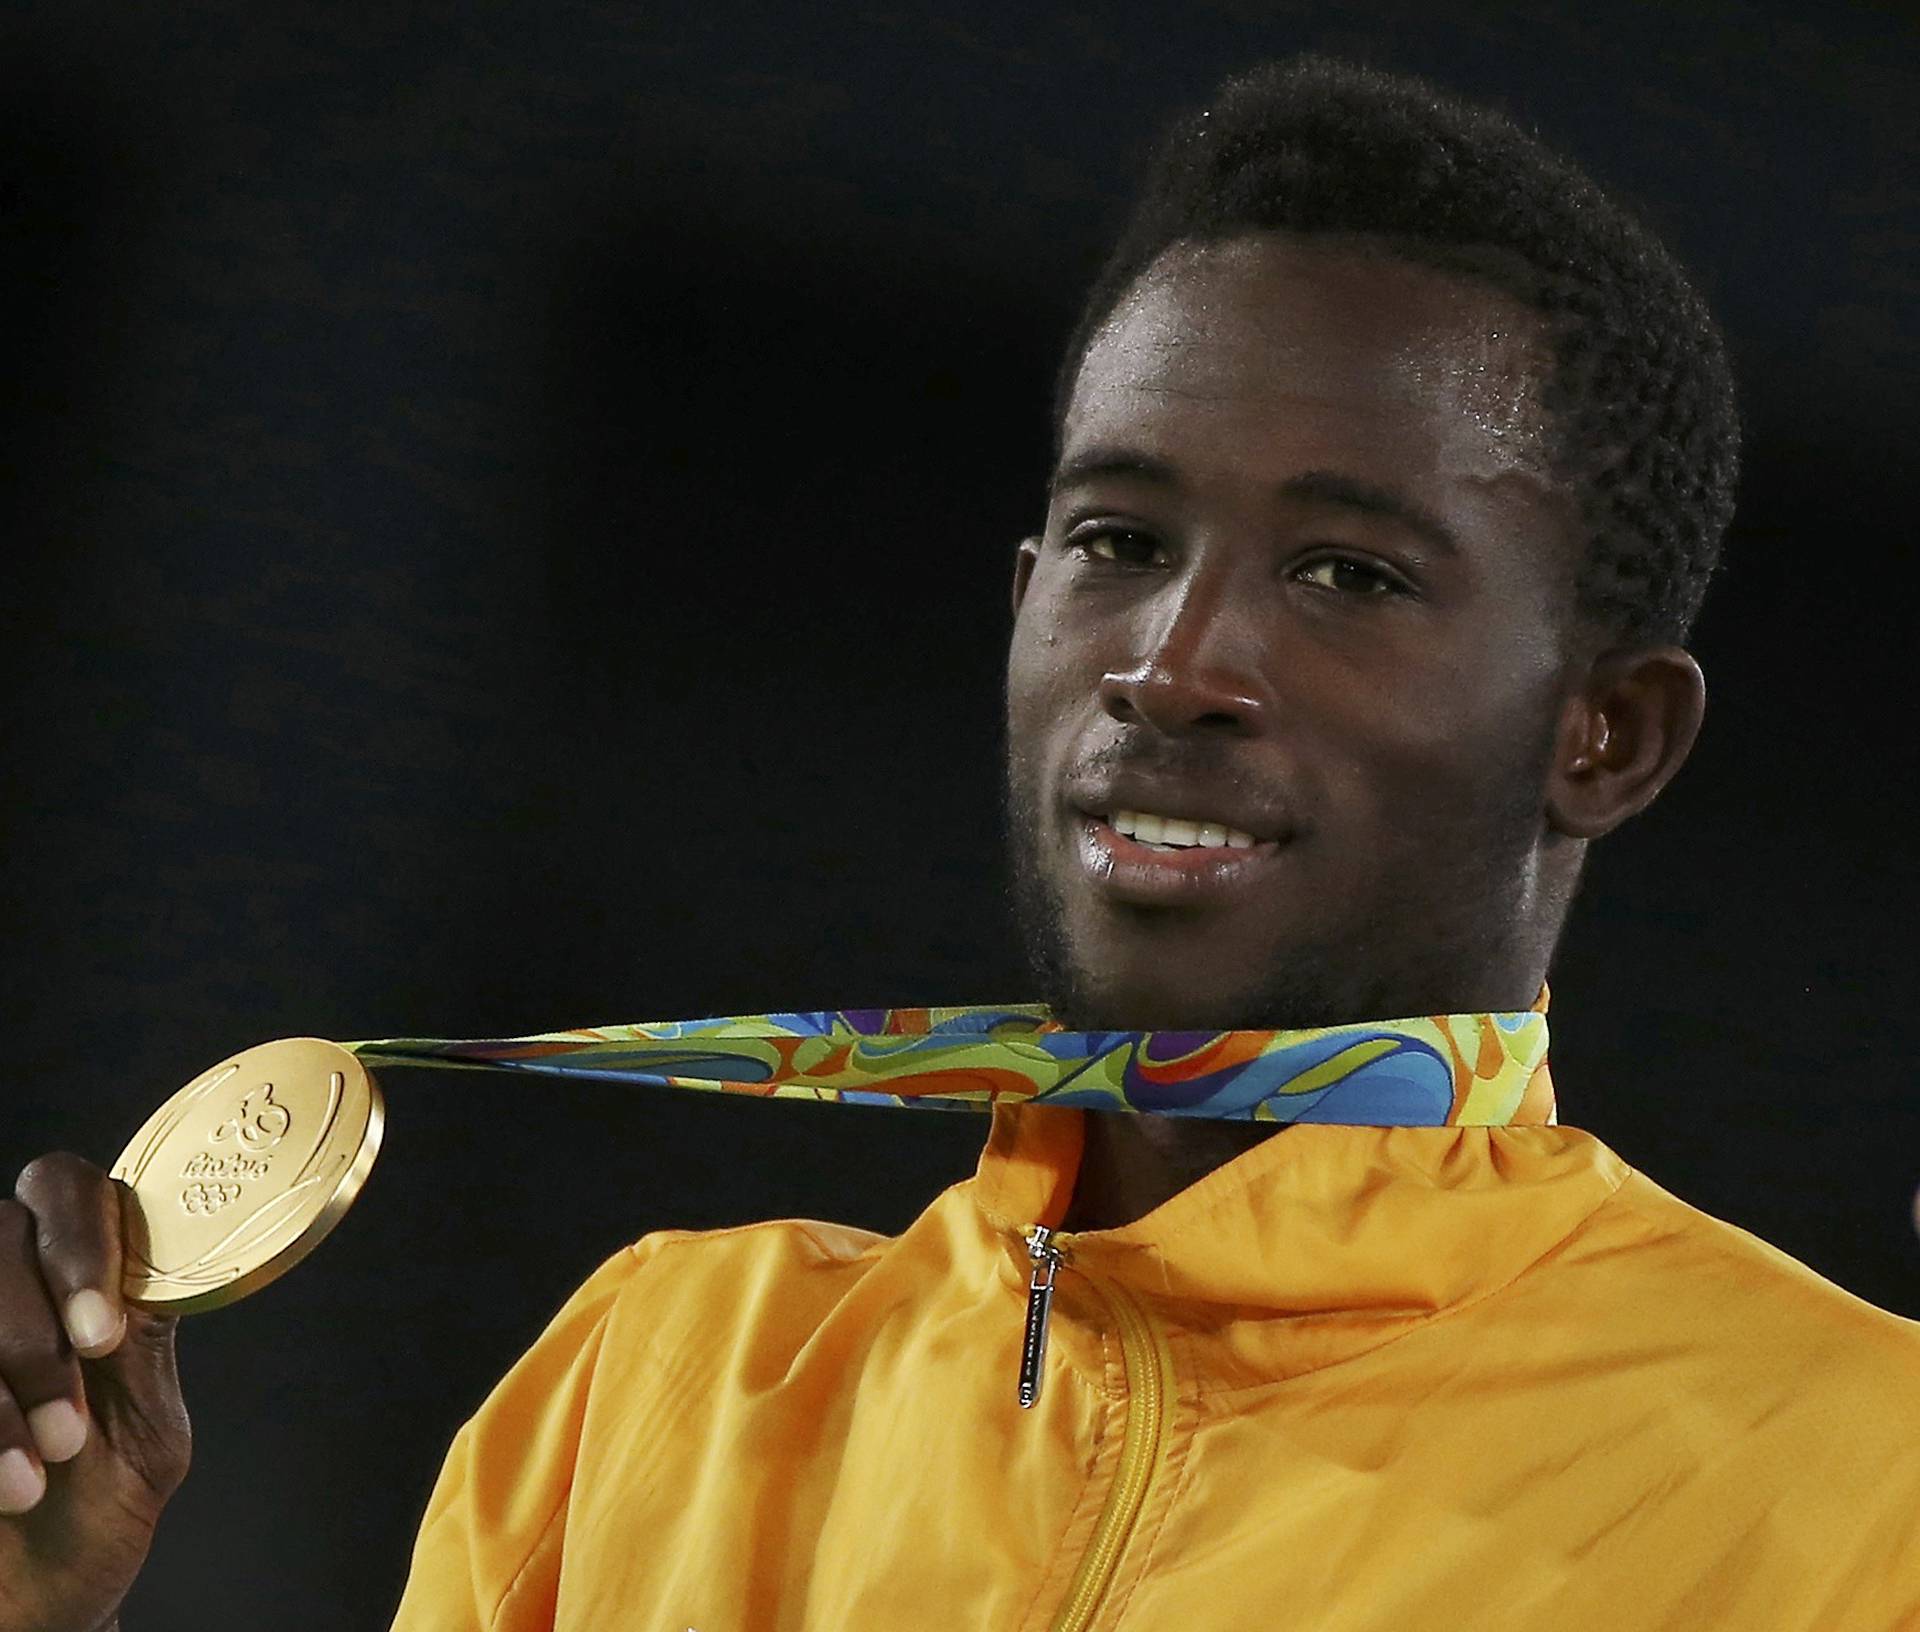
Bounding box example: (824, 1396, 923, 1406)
(1003, 232, 1582, 1030)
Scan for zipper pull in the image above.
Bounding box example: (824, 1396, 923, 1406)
(1018, 1224, 1065, 1410)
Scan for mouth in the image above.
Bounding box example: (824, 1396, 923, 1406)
(1071, 808, 1288, 907)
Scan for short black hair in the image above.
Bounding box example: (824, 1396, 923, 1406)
(1054, 55, 1740, 649)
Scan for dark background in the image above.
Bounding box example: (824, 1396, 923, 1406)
(3, 1, 1916, 1626)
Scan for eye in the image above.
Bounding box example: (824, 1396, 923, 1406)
(1293, 556, 1406, 596)
(1068, 526, 1165, 568)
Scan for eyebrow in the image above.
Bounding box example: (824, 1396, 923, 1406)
(1048, 447, 1461, 558)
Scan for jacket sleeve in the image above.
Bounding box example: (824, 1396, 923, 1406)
(386, 1240, 654, 1632)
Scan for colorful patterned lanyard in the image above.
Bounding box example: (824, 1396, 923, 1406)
(350, 998, 1556, 1127)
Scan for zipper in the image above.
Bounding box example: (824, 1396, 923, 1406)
(1019, 1225, 1065, 1410)
(1016, 1224, 1176, 1632)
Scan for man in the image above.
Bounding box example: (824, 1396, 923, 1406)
(2, 54, 1915, 1632)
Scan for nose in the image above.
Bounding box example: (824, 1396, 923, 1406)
(1097, 567, 1271, 736)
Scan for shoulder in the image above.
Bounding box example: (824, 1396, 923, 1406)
(392, 1218, 895, 1629)
(445, 1215, 896, 1468)
(594, 1213, 894, 1352)
(1607, 1165, 1917, 1331)
(1568, 1158, 1920, 1425)
(1470, 1143, 1920, 1584)
(624, 1213, 891, 1288)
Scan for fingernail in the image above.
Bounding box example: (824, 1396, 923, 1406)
(65, 1289, 123, 1354)
(27, 1400, 87, 1464)
(0, 1448, 45, 1514)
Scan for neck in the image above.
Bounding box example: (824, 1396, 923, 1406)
(1060, 1113, 1287, 1230)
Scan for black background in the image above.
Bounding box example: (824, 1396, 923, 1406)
(3, 2, 1917, 1626)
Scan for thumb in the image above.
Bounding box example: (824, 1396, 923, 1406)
(82, 1306, 191, 1500)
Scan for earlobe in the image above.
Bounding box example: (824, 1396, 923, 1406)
(1546, 647, 1705, 840)
(1010, 535, 1042, 620)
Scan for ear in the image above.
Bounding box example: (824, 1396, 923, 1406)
(1010, 534, 1043, 620)
(1545, 645, 1706, 840)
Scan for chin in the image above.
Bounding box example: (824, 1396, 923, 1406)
(1050, 918, 1390, 1031)
(1051, 964, 1268, 1032)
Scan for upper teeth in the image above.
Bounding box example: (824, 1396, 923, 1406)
(1108, 809, 1259, 849)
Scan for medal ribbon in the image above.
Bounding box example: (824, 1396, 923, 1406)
(348, 992, 1555, 1127)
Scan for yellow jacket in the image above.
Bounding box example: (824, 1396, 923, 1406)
(390, 1102, 1920, 1630)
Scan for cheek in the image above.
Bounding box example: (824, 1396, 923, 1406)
(1006, 573, 1088, 740)
(1295, 656, 1547, 838)
(1003, 623, 1053, 747)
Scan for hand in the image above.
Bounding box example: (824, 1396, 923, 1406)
(0, 1153, 191, 1632)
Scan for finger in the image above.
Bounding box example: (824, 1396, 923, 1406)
(78, 1303, 191, 1505)
(0, 1200, 88, 1470)
(11, 1162, 190, 1503)
(0, 1373, 48, 1516)
(14, 1153, 127, 1359)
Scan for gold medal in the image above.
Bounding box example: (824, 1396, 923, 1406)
(111, 1039, 384, 1314)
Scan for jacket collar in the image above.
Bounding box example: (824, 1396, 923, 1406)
(962, 996, 1628, 1385)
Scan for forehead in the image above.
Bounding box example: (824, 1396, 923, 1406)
(1061, 233, 1556, 490)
